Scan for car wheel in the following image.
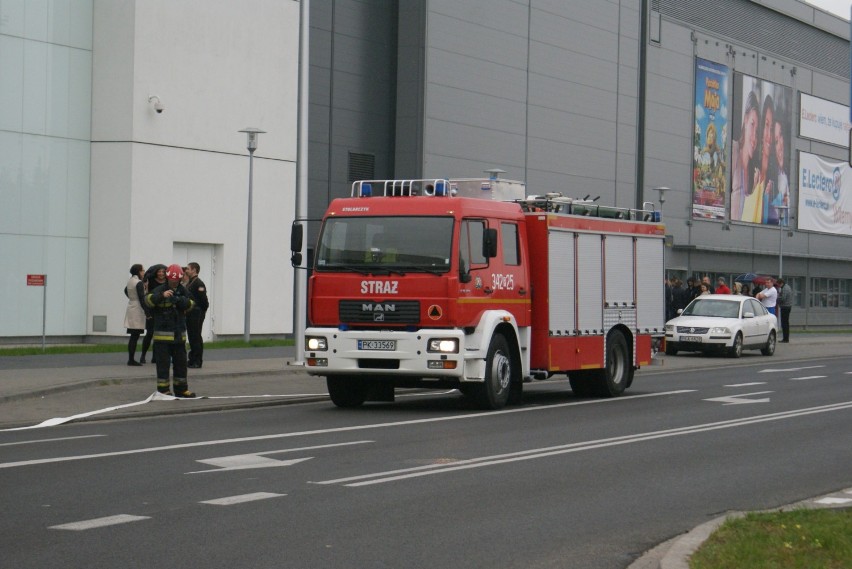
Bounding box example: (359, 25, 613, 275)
(761, 330, 776, 356)
(664, 342, 678, 356)
(728, 333, 743, 358)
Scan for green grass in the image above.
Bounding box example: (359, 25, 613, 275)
(0, 338, 292, 357)
(690, 509, 852, 569)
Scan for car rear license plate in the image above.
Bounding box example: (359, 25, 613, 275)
(358, 340, 396, 351)
(682, 335, 702, 343)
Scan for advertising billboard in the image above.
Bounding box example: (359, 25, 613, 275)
(692, 58, 729, 221)
(799, 93, 851, 147)
(730, 73, 793, 226)
(798, 152, 852, 236)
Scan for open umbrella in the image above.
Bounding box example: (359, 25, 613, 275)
(734, 273, 758, 283)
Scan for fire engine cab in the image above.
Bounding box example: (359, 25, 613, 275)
(290, 178, 665, 409)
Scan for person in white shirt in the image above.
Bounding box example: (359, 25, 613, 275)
(756, 278, 778, 316)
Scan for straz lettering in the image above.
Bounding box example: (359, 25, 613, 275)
(361, 280, 399, 294)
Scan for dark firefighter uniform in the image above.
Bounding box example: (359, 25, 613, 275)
(186, 273, 209, 368)
(145, 267, 196, 397)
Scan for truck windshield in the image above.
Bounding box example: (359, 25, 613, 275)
(315, 216, 454, 273)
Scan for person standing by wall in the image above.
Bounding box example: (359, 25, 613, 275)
(123, 264, 146, 366)
(185, 262, 209, 368)
(145, 264, 196, 397)
(756, 277, 778, 317)
(715, 277, 731, 294)
(776, 278, 793, 343)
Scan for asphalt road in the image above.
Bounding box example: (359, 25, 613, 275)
(2, 353, 850, 568)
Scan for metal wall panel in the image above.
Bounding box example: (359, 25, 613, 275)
(636, 237, 665, 333)
(548, 230, 575, 334)
(605, 235, 635, 306)
(577, 233, 603, 334)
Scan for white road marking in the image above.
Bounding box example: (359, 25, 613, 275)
(0, 434, 105, 447)
(50, 514, 150, 531)
(789, 376, 827, 381)
(814, 497, 852, 505)
(187, 441, 370, 474)
(724, 382, 766, 387)
(191, 455, 312, 473)
(314, 400, 852, 487)
(0, 390, 694, 470)
(200, 492, 285, 506)
(758, 365, 825, 373)
(704, 391, 773, 405)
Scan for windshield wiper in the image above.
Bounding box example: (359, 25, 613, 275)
(398, 266, 444, 275)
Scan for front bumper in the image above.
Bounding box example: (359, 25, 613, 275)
(304, 327, 466, 378)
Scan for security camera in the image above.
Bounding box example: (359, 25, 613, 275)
(148, 95, 164, 114)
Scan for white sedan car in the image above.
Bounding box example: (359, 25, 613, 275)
(664, 294, 777, 358)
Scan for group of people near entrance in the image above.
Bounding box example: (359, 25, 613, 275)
(123, 263, 209, 397)
(666, 275, 793, 342)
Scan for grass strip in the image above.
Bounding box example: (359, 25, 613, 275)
(690, 508, 852, 569)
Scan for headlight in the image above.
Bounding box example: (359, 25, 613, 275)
(710, 327, 731, 335)
(305, 336, 328, 351)
(427, 338, 459, 353)
(665, 324, 674, 331)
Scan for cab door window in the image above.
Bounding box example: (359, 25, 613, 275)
(460, 219, 488, 272)
(501, 222, 520, 266)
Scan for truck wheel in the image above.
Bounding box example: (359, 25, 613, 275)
(327, 375, 368, 408)
(474, 334, 513, 410)
(568, 370, 597, 398)
(594, 331, 631, 397)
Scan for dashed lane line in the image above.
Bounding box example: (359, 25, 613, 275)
(49, 514, 150, 531)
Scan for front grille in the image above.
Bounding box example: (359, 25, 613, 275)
(339, 300, 420, 324)
(677, 326, 709, 334)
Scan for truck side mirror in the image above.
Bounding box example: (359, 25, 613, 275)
(483, 228, 498, 259)
(290, 223, 304, 267)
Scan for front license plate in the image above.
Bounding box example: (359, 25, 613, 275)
(358, 340, 396, 351)
(681, 335, 702, 343)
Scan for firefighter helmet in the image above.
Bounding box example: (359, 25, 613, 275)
(166, 264, 184, 280)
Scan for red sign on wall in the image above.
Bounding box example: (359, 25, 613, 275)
(27, 274, 46, 286)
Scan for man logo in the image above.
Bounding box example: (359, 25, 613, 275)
(362, 303, 396, 312)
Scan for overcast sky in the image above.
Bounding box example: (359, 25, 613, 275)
(805, 0, 850, 19)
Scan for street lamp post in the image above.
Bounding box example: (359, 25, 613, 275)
(776, 205, 789, 278)
(239, 127, 265, 343)
(652, 187, 670, 276)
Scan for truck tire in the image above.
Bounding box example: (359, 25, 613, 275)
(474, 334, 513, 410)
(327, 375, 368, 408)
(594, 331, 631, 397)
(568, 370, 597, 398)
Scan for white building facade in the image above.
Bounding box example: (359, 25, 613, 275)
(1, 0, 298, 342)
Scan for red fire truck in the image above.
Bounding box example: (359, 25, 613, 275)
(290, 178, 665, 409)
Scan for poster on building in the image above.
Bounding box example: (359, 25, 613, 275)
(730, 73, 793, 226)
(797, 152, 852, 236)
(692, 58, 729, 220)
(799, 93, 851, 147)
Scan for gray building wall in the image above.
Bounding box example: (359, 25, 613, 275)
(309, 0, 851, 327)
(646, 0, 851, 326)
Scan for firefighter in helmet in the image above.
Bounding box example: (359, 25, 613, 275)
(145, 264, 196, 397)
